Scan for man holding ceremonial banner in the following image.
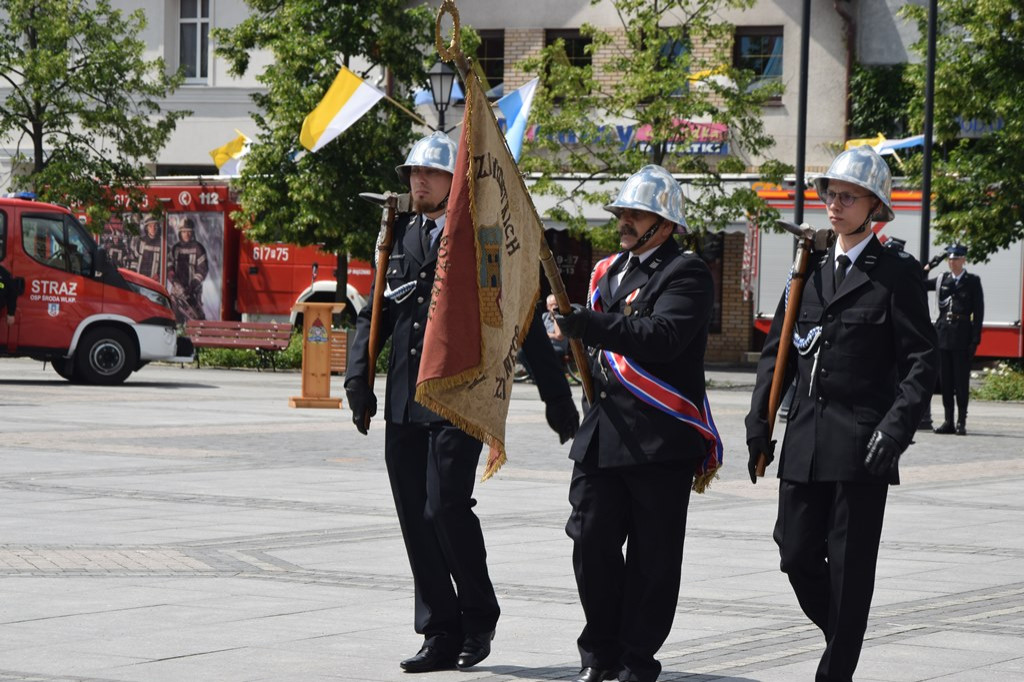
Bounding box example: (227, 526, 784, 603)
(345, 120, 578, 670)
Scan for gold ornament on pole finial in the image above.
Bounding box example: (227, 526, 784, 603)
(435, 0, 462, 62)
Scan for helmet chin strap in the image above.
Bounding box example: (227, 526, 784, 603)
(629, 218, 664, 252)
(851, 201, 879, 234)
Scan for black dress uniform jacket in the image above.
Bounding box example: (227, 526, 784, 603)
(746, 236, 938, 484)
(931, 271, 984, 351)
(570, 238, 714, 467)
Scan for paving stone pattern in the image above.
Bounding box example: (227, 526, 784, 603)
(1, 358, 1022, 681)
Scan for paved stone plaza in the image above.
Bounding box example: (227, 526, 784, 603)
(1, 357, 1022, 681)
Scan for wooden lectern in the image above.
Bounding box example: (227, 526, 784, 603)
(289, 302, 346, 409)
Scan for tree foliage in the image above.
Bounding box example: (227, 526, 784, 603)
(903, 0, 1024, 261)
(0, 0, 186, 225)
(848, 63, 915, 140)
(213, 0, 435, 264)
(519, 0, 789, 249)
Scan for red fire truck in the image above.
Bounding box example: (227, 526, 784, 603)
(1, 193, 193, 384)
(749, 186, 1024, 358)
(95, 178, 372, 327)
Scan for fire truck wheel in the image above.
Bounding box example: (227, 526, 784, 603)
(76, 327, 137, 385)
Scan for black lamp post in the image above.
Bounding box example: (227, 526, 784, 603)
(427, 61, 456, 132)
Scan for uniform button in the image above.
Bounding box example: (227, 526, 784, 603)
(419, 272, 427, 279)
(599, 391, 607, 399)
(823, 340, 832, 349)
(410, 348, 418, 356)
(413, 322, 421, 331)
(826, 314, 835, 322)
(416, 296, 424, 304)
(820, 368, 828, 377)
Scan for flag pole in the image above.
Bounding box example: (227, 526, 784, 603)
(435, 0, 595, 404)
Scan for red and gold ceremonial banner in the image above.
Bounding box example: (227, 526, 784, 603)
(415, 75, 543, 480)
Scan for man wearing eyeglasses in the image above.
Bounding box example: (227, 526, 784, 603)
(746, 146, 937, 682)
(928, 244, 984, 435)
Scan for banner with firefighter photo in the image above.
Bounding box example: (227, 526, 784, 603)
(100, 212, 224, 323)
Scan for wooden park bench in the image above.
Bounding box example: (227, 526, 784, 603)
(184, 320, 293, 370)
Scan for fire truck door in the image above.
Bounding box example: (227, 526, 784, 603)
(16, 214, 98, 351)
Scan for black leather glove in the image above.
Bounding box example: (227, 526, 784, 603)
(545, 394, 580, 444)
(864, 430, 901, 476)
(746, 435, 774, 484)
(345, 377, 377, 435)
(553, 303, 589, 339)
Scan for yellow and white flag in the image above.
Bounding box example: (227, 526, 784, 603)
(300, 66, 385, 152)
(209, 130, 249, 176)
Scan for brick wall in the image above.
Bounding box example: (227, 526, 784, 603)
(505, 29, 545, 90)
(706, 232, 752, 363)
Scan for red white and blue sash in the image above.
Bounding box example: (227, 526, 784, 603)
(587, 253, 724, 493)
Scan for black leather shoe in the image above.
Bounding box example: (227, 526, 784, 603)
(956, 422, 967, 435)
(574, 667, 619, 682)
(456, 629, 495, 669)
(933, 421, 955, 434)
(400, 645, 457, 673)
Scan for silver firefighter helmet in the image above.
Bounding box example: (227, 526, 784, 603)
(604, 164, 687, 233)
(812, 145, 895, 222)
(395, 131, 458, 185)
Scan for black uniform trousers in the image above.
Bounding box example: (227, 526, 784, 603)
(384, 420, 497, 654)
(566, 436, 697, 682)
(938, 348, 971, 424)
(775, 479, 889, 682)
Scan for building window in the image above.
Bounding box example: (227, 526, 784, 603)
(734, 26, 782, 100)
(179, 0, 210, 82)
(476, 30, 505, 99)
(545, 29, 592, 68)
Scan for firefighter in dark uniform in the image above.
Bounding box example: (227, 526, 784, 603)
(344, 132, 579, 674)
(168, 217, 208, 321)
(134, 217, 163, 281)
(746, 146, 938, 682)
(103, 226, 132, 270)
(554, 165, 718, 682)
(929, 244, 984, 435)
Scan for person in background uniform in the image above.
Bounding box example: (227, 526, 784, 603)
(554, 165, 717, 682)
(929, 244, 984, 435)
(344, 132, 579, 675)
(745, 146, 937, 682)
(0, 263, 22, 325)
(134, 217, 163, 281)
(168, 217, 208, 321)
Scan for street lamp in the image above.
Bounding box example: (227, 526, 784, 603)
(427, 61, 456, 132)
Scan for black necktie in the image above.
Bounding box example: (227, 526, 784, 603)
(422, 218, 435, 254)
(835, 254, 851, 291)
(622, 255, 639, 277)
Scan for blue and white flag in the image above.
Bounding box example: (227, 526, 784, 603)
(495, 77, 539, 162)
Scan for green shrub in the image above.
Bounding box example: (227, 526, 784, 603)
(973, 361, 1024, 401)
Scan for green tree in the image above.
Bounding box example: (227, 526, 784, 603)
(0, 0, 186, 224)
(520, 0, 789, 249)
(214, 0, 435, 307)
(903, 0, 1024, 260)
(848, 63, 915, 141)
